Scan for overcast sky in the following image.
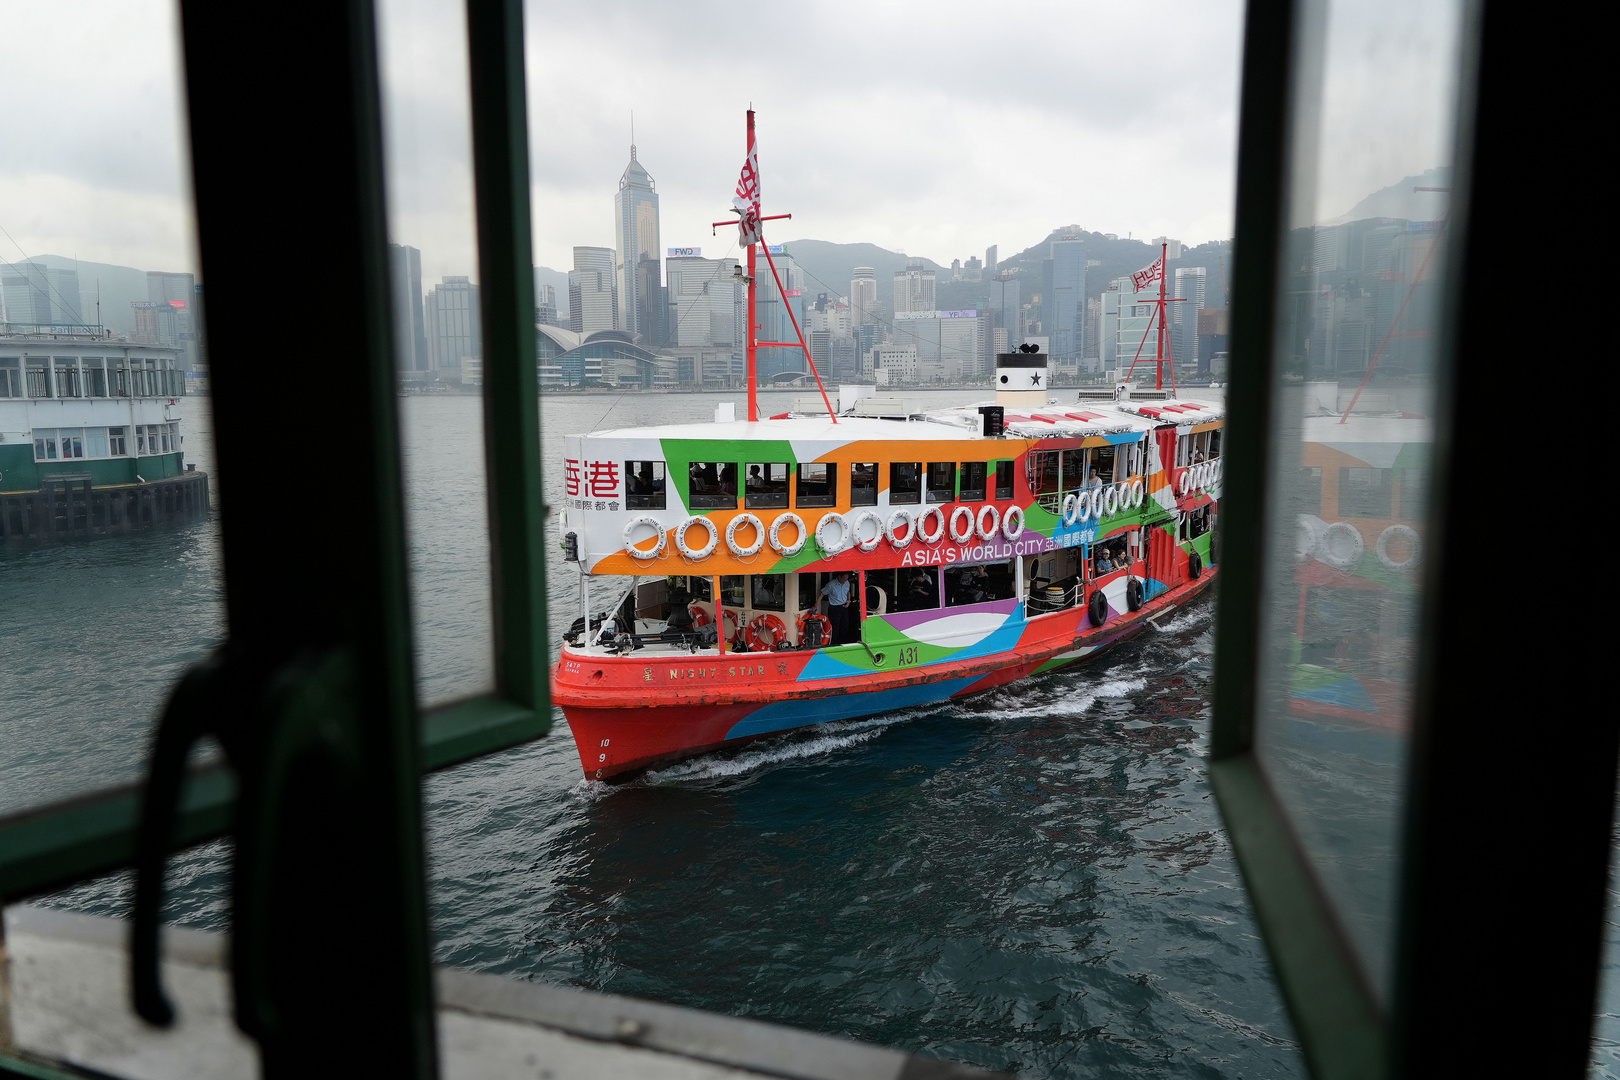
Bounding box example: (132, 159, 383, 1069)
(1, 0, 1255, 283)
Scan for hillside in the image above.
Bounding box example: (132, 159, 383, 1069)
(31, 255, 156, 335)
(1328, 166, 1450, 224)
(774, 239, 946, 312)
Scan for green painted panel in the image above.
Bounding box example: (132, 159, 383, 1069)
(0, 451, 181, 493)
(660, 437, 799, 515)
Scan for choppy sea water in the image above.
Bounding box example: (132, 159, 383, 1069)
(12, 389, 1607, 1077)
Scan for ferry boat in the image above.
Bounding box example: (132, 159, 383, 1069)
(549, 113, 1222, 781)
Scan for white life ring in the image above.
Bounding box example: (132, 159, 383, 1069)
(768, 512, 806, 557)
(885, 508, 916, 549)
(1296, 514, 1327, 563)
(675, 515, 719, 560)
(1376, 524, 1422, 573)
(1090, 487, 1106, 520)
(1075, 490, 1093, 524)
(623, 516, 667, 560)
(1179, 469, 1193, 496)
(949, 505, 975, 543)
(816, 511, 852, 556)
(1062, 493, 1080, 526)
(1001, 504, 1025, 540)
(1319, 521, 1365, 569)
(1103, 485, 1119, 518)
(976, 504, 1001, 540)
(1130, 479, 1145, 507)
(1200, 462, 1213, 490)
(917, 505, 946, 544)
(852, 510, 884, 552)
(726, 512, 766, 557)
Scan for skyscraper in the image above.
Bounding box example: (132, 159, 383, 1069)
(614, 145, 661, 343)
(425, 276, 480, 380)
(146, 271, 198, 369)
(849, 267, 878, 326)
(892, 259, 936, 315)
(570, 246, 617, 335)
(1049, 236, 1086, 366)
(1173, 266, 1207, 365)
(388, 244, 428, 371)
(985, 245, 998, 274)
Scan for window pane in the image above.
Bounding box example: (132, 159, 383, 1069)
(1252, 0, 1467, 1001)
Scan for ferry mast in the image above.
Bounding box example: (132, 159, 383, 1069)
(1124, 242, 1184, 394)
(712, 109, 835, 422)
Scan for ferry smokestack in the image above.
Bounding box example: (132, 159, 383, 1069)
(995, 344, 1048, 408)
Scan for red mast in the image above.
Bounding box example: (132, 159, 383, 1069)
(744, 110, 758, 421)
(1124, 242, 1183, 395)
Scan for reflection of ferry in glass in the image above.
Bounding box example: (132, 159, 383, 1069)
(548, 113, 1224, 780)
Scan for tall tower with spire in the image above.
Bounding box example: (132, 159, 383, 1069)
(614, 143, 662, 346)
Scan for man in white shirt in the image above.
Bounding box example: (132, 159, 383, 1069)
(820, 571, 853, 645)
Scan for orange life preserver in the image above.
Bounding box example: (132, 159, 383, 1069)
(746, 613, 788, 652)
(721, 609, 740, 640)
(688, 604, 711, 627)
(797, 612, 832, 648)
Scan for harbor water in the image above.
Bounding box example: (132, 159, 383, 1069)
(3, 391, 1612, 1077)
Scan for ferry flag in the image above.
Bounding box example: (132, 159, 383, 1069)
(1131, 256, 1164, 292)
(732, 130, 761, 247)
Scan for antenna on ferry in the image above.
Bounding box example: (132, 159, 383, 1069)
(712, 109, 837, 423)
(1124, 242, 1185, 396)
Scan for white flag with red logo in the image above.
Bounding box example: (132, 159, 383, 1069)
(1131, 255, 1164, 292)
(731, 127, 761, 247)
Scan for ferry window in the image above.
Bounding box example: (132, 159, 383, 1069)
(1091, 537, 1129, 577)
(1188, 506, 1211, 539)
(1, 358, 20, 397)
(750, 574, 786, 612)
(679, 575, 711, 602)
(1339, 467, 1392, 518)
(108, 426, 128, 456)
(33, 430, 58, 460)
(54, 360, 81, 398)
(718, 575, 745, 608)
(1299, 467, 1322, 513)
(959, 461, 986, 501)
(944, 562, 1014, 607)
(798, 573, 818, 610)
(890, 461, 921, 504)
(849, 462, 878, 505)
(925, 462, 955, 503)
(83, 358, 107, 397)
(796, 462, 837, 508)
(1060, 449, 1084, 491)
(1027, 450, 1059, 494)
(1209, 430, 1221, 458)
(889, 567, 939, 612)
(995, 460, 1014, 500)
(26, 362, 50, 397)
(687, 461, 736, 508)
(744, 461, 790, 509)
(625, 460, 666, 509)
(1093, 446, 1117, 484)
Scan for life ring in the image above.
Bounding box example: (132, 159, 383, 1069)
(688, 605, 711, 627)
(885, 508, 916, 549)
(1087, 588, 1108, 627)
(1074, 490, 1093, 524)
(623, 517, 667, 560)
(1089, 487, 1106, 520)
(949, 505, 975, 543)
(917, 506, 946, 544)
(768, 512, 807, 556)
(1179, 469, 1193, 496)
(721, 609, 740, 642)
(1062, 493, 1080, 526)
(1319, 521, 1364, 569)
(726, 513, 765, 557)
(746, 613, 788, 652)
(797, 612, 832, 648)
(1130, 478, 1145, 508)
(1103, 485, 1119, 518)
(675, 515, 719, 560)
(852, 510, 884, 552)
(1001, 504, 1025, 540)
(976, 504, 1001, 540)
(816, 511, 852, 556)
(1376, 524, 1422, 573)
(1126, 577, 1144, 611)
(1188, 549, 1203, 580)
(1296, 514, 1327, 563)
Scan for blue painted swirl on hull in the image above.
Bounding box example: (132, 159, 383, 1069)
(725, 676, 982, 741)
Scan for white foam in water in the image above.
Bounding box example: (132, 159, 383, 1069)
(1014, 676, 1148, 719)
(1152, 608, 1213, 635)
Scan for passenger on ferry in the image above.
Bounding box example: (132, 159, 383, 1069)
(821, 571, 854, 644)
(1087, 467, 1104, 488)
(906, 570, 936, 608)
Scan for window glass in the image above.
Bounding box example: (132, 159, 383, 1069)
(849, 462, 878, 505)
(1060, 449, 1084, 490)
(890, 461, 921, 504)
(85, 428, 109, 458)
(750, 574, 786, 612)
(0, 358, 19, 397)
(1093, 445, 1117, 484)
(925, 461, 955, 503)
(34, 431, 57, 460)
(994, 460, 1014, 500)
(879, 566, 938, 612)
(26, 361, 51, 397)
(943, 562, 1014, 607)
(687, 460, 736, 508)
(744, 461, 790, 509)
(959, 461, 986, 502)
(718, 575, 746, 608)
(796, 462, 837, 508)
(625, 460, 666, 509)
(108, 425, 128, 456)
(1027, 450, 1059, 494)
(1252, 0, 1467, 1002)
(797, 573, 818, 611)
